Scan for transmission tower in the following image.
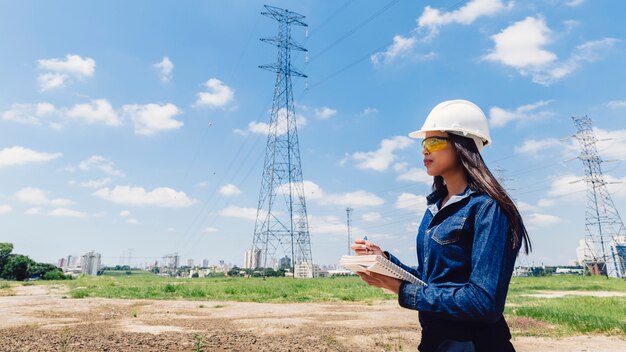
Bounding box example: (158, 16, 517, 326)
(252, 5, 314, 278)
(572, 116, 626, 278)
(496, 167, 532, 276)
(346, 208, 353, 255)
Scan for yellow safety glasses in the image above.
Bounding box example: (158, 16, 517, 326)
(422, 136, 450, 153)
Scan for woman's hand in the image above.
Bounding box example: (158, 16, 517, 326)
(357, 271, 403, 294)
(350, 238, 385, 256)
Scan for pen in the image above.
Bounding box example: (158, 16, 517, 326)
(363, 235, 372, 253)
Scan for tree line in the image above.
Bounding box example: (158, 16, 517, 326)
(0, 243, 68, 281)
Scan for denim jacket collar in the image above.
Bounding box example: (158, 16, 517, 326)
(426, 185, 477, 217)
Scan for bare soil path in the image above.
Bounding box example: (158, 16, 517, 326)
(0, 285, 624, 351)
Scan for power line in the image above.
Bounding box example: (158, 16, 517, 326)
(312, 0, 401, 61)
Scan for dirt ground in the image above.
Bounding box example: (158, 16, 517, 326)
(0, 285, 624, 352)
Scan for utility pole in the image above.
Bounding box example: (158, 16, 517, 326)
(128, 248, 133, 268)
(346, 208, 353, 255)
(572, 116, 626, 278)
(252, 5, 314, 278)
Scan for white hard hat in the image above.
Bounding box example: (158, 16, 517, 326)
(409, 99, 491, 152)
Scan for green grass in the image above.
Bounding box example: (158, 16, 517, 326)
(508, 275, 626, 294)
(507, 296, 626, 335)
(59, 274, 390, 303)
(505, 276, 626, 336)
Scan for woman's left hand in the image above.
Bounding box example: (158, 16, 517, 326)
(357, 271, 403, 294)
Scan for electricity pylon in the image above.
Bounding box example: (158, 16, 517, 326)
(572, 116, 626, 278)
(252, 5, 314, 278)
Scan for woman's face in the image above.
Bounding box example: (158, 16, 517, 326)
(422, 131, 460, 177)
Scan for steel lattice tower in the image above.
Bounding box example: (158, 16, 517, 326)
(572, 116, 626, 278)
(252, 5, 314, 278)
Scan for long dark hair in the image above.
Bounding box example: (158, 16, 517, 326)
(433, 133, 532, 254)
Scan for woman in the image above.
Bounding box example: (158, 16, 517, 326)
(352, 99, 531, 351)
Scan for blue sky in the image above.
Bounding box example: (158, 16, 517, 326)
(1, 0, 625, 268)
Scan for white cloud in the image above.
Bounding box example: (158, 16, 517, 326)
(362, 212, 382, 222)
(352, 136, 414, 171)
(0, 146, 62, 167)
(371, 0, 509, 66)
(322, 190, 385, 207)
(204, 227, 219, 233)
(38, 73, 66, 91)
(359, 107, 378, 116)
(484, 17, 618, 85)
(243, 109, 307, 136)
(484, 16, 557, 69)
(47, 208, 87, 218)
(126, 218, 139, 225)
(153, 57, 174, 83)
(195, 78, 235, 108)
(397, 167, 432, 185)
(0, 205, 12, 215)
(547, 174, 586, 199)
(314, 107, 337, 119)
(394, 162, 409, 172)
(489, 100, 554, 128)
(515, 138, 562, 155)
(122, 103, 183, 135)
(516, 201, 537, 213)
(308, 215, 348, 235)
(93, 185, 196, 207)
(247, 121, 270, 135)
(120, 210, 131, 217)
(607, 100, 626, 108)
(219, 183, 241, 196)
(25, 207, 41, 215)
(278, 180, 384, 207)
(78, 155, 125, 177)
(66, 99, 122, 126)
(593, 128, 626, 160)
(532, 38, 619, 85)
(218, 206, 258, 221)
(418, 0, 510, 38)
(37, 54, 95, 91)
(78, 178, 112, 188)
(537, 198, 556, 207)
(524, 213, 562, 228)
(395, 193, 428, 214)
(564, 0, 584, 7)
(14, 187, 73, 206)
(371, 35, 417, 66)
(1, 103, 57, 126)
(301, 180, 324, 200)
(38, 54, 95, 76)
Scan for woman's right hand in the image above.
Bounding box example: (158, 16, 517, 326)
(351, 238, 385, 256)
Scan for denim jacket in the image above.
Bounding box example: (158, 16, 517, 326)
(388, 186, 520, 324)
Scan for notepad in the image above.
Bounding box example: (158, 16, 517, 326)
(340, 255, 426, 293)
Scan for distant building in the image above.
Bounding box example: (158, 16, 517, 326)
(244, 249, 261, 269)
(80, 251, 101, 276)
(202, 259, 209, 268)
(294, 261, 314, 278)
(66, 255, 79, 269)
(576, 238, 595, 264)
(57, 258, 66, 269)
(279, 256, 291, 270)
